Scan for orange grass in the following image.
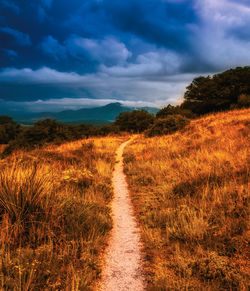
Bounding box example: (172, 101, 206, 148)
(124, 108, 249, 290)
(0, 144, 7, 155)
(0, 135, 127, 290)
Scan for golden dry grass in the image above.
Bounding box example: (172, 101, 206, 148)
(124, 108, 249, 290)
(0, 136, 127, 290)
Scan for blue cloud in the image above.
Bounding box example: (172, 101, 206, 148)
(70, 37, 131, 65)
(37, 6, 48, 22)
(0, 26, 31, 46)
(0, 0, 20, 14)
(101, 0, 197, 52)
(4, 49, 18, 58)
(41, 0, 54, 8)
(40, 35, 67, 60)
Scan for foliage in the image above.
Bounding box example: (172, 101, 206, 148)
(182, 66, 250, 114)
(146, 114, 190, 137)
(156, 104, 195, 119)
(1, 119, 122, 156)
(114, 110, 155, 133)
(0, 116, 15, 124)
(124, 108, 250, 290)
(236, 93, 250, 108)
(0, 116, 20, 144)
(97, 124, 120, 136)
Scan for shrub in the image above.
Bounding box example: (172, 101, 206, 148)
(0, 116, 20, 144)
(115, 110, 155, 132)
(193, 252, 242, 289)
(96, 124, 120, 135)
(146, 114, 190, 137)
(1, 117, 122, 157)
(62, 167, 93, 188)
(237, 93, 250, 108)
(156, 104, 196, 119)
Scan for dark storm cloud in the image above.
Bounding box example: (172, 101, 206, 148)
(1, 0, 20, 14)
(0, 0, 250, 112)
(0, 26, 31, 46)
(1, 0, 197, 69)
(41, 0, 53, 9)
(40, 35, 67, 60)
(102, 0, 197, 52)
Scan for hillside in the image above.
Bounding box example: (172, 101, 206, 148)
(7, 103, 159, 125)
(0, 136, 127, 289)
(124, 108, 250, 290)
(0, 108, 249, 290)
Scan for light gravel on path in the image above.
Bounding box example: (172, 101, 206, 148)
(100, 139, 145, 291)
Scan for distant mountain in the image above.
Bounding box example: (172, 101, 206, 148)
(8, 103, 159, 125)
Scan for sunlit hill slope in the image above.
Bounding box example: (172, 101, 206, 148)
(0, 136, 127, 289)
(124, 108, 249, 290)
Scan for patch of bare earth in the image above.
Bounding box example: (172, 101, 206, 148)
(100, 139, 145, 291)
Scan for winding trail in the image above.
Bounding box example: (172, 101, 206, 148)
(100, 139, 145, 291)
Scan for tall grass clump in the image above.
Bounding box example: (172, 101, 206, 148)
(0, 135, 127, 290)
(124, 108, 249, 290)
(0, 162, 55, 249)
(0, 163, 52, 222)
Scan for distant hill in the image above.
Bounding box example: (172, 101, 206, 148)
(9, 103, 159, 125)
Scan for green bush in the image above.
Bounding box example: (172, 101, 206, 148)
(146, 114, 190, 137)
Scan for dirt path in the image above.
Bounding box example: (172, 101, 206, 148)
(100, 139, 145, 291)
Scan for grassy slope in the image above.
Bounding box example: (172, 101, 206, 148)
(0, 136, 127, 290)
(124, 108, 249, 290)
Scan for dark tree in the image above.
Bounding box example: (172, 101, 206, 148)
(0, 116, 20, 144)
(114, 110, 155, 133)
(96, 125, 120, 136)
(1, 118, 121, 156)
(3, 119, 68, 152)
(0, 116, 15, 125)
(156, 104, 195, 119)
(182, 66, 250, 114)
(146, 114, 190, 137)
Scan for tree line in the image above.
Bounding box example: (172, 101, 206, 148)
(0, 118, 121, 156)
(1, 66, 249, 155)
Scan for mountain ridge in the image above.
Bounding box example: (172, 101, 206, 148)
(7, 102, 159, 125)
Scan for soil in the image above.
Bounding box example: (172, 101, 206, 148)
(100, 139, 145, 291)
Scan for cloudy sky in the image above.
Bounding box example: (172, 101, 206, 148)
(0, 0, 250, 113)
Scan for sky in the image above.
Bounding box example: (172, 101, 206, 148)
(0, 0, 250, 113)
